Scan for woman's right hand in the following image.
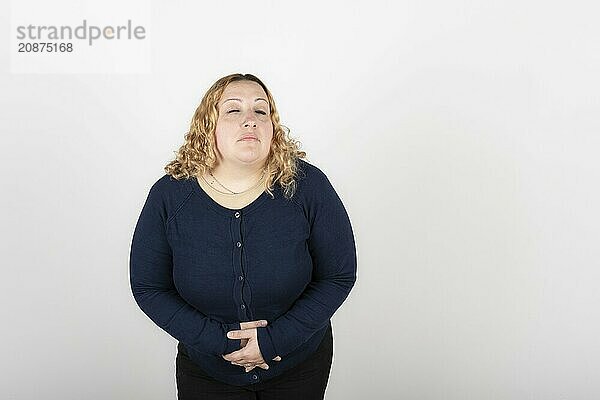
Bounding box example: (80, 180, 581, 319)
(238, 320, 268, 348)
(234, 319, 282, 371)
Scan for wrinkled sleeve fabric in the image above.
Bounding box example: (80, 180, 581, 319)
(129, 178, 241, 357)
(257, 167, 357, 360)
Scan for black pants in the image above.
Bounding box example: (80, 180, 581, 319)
(176, 325, 333, 400)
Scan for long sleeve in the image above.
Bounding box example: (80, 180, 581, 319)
(129, 180, 241, 357)
(256, 169, 357, 360)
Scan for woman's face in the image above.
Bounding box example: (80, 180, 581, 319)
(214, 81, 274, 168)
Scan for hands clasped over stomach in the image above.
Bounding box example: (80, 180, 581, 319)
(222, 319, 282, 372)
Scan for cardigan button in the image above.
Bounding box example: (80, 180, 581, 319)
(234, 212, 240, 218)
(236, 241, 242, 248)
(252, 374, 258, 380)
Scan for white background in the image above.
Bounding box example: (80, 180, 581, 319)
(2, 0, 600, 399)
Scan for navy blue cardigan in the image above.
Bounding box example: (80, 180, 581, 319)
(129, 159, 357, 386)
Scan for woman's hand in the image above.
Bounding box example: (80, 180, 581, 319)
(244, 355, 282, 373)
(237, 320, 268, 349)
(222, 327, 265, 369)
(223, 320, 282, 371)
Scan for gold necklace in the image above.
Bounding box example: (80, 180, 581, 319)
(203, 168, 266, 195)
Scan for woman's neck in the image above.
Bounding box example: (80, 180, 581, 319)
(208, 161, 266, 193)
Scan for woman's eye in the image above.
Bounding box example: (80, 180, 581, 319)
(226, 109, 267, 115)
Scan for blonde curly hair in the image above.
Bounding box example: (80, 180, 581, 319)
(164, 73, 307, 199)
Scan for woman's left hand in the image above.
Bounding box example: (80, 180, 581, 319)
(222, 328, 267, 370)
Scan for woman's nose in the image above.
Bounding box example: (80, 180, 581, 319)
(243, 114, 257, 128)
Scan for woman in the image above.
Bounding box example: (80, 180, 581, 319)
(129, 73, 357, 399)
